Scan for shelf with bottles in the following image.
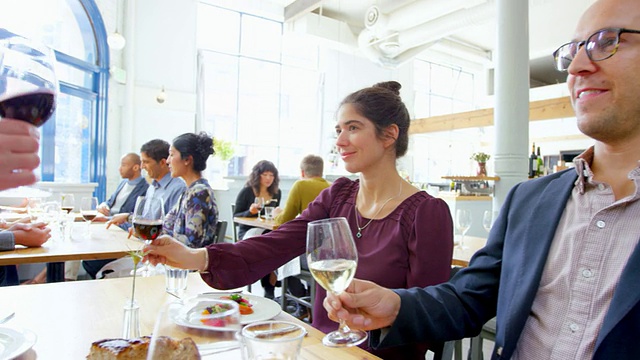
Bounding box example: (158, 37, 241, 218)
(441, 176, 501, 181)
(441, 175, 498, 197)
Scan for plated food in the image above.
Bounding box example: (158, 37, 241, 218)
(220, 294, 254, 315)
(86, 336, 200, 360)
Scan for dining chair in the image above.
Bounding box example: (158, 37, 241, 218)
(213, 220, 227, 244)
(230, 203, 239, 243)
(230, 203, 251, 292)
(280, 269, 315, 322)
(469, 317, 496, 360)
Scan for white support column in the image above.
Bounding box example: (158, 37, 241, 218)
(493, 0, 530, 212)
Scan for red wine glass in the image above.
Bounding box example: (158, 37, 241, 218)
(0, 32, 58, 127)
(131, 196, 164, 276)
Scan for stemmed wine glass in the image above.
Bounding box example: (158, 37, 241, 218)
(0, 31, 58, 127)
(131, 196, 164, 276)
(307, 217, 367, 347)
(483, 210, 497, 233)
(455, 209, 472, 250)
(254, 197, 264, 220)
(61, 193, 75, 214)
(81, 196, 99, 237)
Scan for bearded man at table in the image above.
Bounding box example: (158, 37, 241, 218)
(82, 139, 186, 279)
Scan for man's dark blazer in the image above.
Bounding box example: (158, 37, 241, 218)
(373, 168, 640, 359)
(105, 178, 149, 215)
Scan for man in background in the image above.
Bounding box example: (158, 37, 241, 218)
(95, 153, 149, 228)
(274, 154, 330, 319)
(83, 139, 186, 279)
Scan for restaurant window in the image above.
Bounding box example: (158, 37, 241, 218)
(0, 0, 109, 200)
(197, 3, 321, 178)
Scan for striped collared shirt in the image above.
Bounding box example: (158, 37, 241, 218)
(513, 147, 640, 359)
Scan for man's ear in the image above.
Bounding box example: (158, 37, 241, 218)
(159, 158, 167, 166)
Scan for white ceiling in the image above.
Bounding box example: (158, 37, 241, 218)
(278, 0, 597, 86)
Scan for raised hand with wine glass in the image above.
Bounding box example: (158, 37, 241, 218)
(131, 196, 164, 276)
(307, 217, 367, 347)
(253, 196, 264, 220)
(0, 31, 58, 190)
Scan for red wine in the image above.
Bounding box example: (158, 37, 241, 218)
(133, 219, 163, 241)
(61, 206, 74, 214)
(82, 211, 98, 222)
(0, 89, 56, 127)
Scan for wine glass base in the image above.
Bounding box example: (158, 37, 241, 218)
(322, 329, 368, 347)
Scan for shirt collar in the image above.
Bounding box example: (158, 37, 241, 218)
(573, 146, 595, 195)
(126, 176, 144, 186)
(153, 172, 173, 190)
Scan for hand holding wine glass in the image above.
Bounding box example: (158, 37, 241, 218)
(455, 209, 472, 250)
(307, 217, 367, 347)
(253, 196, 264, 219)
(0, 32, 57, 190)
(131, 196, 164, 276)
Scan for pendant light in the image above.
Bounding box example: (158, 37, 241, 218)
(107, 0, 126, 50)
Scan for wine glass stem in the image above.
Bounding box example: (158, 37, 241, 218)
(338, 319, 352, 335)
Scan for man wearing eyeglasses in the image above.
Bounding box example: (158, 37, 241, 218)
(324, 0, 640, 358)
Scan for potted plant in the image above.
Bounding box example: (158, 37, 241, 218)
(470, 152, 491, 176)
(213, 138, 235, 177)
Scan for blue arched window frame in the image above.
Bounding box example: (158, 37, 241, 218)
(39, 0, 109, 201)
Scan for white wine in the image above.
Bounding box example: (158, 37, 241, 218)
(309, 259, 357, 294)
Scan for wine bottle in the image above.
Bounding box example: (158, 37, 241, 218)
(536, 147, 544, 177)
(528, 143, 537, 178)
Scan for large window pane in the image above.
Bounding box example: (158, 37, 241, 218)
(0, 0, 96, 63)
(53, 93, 93, 182)
(240, 15, 281, 62)
(197, 4, 240, 54)
(237, 58, 280, 145)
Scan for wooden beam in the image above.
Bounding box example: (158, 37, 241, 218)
(409, 96, 574, 134)
(284, 0, 323, 22)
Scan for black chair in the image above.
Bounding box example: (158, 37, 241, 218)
(230, 203, 239, 243)
(201, 220, 228, 246)
(280, 267, 315, 321)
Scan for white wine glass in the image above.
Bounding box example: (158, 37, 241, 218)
(482, 210, 497, 233)
(0, 32, 58, 127)
(307, 217, 367, 347)
(131, 196, 164, 276)
(80, 196, 98, 237)
(455, 209, 472, 250)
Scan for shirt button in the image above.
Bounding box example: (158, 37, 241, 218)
(582, 269, 593, 278)
(597, 184, 606, 191)
(596, 220, 605, 228)
(569, 323, 579, 332)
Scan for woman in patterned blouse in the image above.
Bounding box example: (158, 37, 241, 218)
(163, 132, 219, 248)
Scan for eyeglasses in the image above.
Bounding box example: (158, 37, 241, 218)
(553, 27, 640, 71)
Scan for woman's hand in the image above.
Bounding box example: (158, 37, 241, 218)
(324, 278, 402, 331)
(106, 213, 129, 228)
(0, 119, 41, 190)
(144, 235, 208, 270)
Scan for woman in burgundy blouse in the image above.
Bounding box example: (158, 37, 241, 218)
(147, 81, 454, 359)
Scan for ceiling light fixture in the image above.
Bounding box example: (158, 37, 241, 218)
(107, 0, 126, 50)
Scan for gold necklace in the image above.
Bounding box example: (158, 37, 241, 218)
(355, 181, 403, 238)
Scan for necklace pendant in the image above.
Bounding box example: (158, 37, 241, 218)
(356, 231, 362, 238)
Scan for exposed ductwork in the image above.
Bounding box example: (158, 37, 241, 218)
(359, 0, 494, 68)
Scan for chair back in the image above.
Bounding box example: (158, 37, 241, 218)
(213, 220, 227, 244)
(231, 203, 239, 243)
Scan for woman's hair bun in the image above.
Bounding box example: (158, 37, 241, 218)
(373, 81, 401, 95)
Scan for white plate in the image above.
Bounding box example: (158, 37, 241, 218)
(0, 327, 37, 360)
(196, 293, 281, 325)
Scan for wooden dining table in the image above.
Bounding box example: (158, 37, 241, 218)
(0, 223, 143, 283)
(233, 216, 279, 231)
(0, 274, 380, 359)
